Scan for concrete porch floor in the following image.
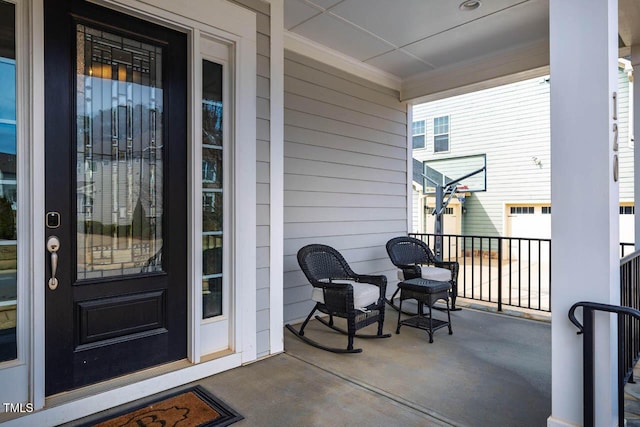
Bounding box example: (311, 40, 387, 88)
(69, 305, 640, 426)
(198, 306, 552, 427)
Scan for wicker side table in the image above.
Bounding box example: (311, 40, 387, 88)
(396, 278, 453, 343)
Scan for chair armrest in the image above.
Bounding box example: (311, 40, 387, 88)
(353, 274, 387, 297)
(311, 279, 354, 316)
(433, 260, 459, 281)
(315, 281, 353, 315)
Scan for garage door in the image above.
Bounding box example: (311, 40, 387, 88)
(506, 205, 551, 261)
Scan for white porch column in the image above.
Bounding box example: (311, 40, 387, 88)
(633, 47, 640, 250)
(549, 1, 620, 426)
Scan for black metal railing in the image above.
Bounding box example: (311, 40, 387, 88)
(620, 249, 640, 379)
(562, 251, 640, 426)
(410, 233, 636, 313)
(569, 301, 640, 427)
(409, 233, 551, 312)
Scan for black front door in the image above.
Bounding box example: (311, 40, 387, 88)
(44, 0, 187, 395)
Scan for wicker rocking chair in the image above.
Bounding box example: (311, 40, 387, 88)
(285, 244, 391, 353)
(386, 236, 460, 312)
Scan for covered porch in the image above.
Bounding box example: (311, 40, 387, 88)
(1, 0, 639, 425)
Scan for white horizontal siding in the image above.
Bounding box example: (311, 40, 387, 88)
(617, 70, 634, 200)
(412, 71, 633, 237)
(412, 190, 421, 233)
(284, 51, 407, 324)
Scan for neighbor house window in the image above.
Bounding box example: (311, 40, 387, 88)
(542, 206, 551, 214)
(510, 206, 534, 214)
(620, 206, 634, 215)
(412, 120, 425, 149)
(433, 115, 449, 153)
(425, 206, 453, 215)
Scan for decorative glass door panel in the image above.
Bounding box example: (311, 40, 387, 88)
(76, 24, 163, 279)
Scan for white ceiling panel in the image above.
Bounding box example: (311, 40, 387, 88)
(404, 1, 549, 68)
(283, 0, 558, 82)
(284, 0, 322, 30)
(292, 13, 396, 61)
(365, 49, 434, 78)
(306, 0, 345, 10)
(328, 0, 527, 48)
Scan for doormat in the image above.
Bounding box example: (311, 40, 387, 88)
(85, 386, 243, 427)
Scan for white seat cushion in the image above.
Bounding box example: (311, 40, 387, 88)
(312, 280, 380, 309)
(397, 267, 451, 282)
(421, 266, 452, 281)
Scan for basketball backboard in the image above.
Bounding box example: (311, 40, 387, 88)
(422, 153, 486, 194)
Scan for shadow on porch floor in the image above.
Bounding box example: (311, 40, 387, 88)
(198, 306, 551, 427)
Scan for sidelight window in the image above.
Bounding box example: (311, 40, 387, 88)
(0, 0, 16, 363)
(202, 60, 224, 319)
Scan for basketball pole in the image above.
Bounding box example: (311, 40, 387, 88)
(434, 184, 444, 258)
(431, 164, 486, 258)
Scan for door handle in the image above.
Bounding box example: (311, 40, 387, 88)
(47, 236, 60, 290)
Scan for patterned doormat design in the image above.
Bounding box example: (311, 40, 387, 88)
(86, 386, 243, 427)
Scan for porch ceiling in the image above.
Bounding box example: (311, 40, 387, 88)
(284, 0, 639, 100)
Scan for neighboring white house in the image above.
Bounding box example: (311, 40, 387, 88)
(411, 66, 635, 243)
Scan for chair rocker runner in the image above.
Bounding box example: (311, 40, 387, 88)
(385, 236, 460, 313)
(285, 244, 391, 353)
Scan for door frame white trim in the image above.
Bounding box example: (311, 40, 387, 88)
(267, 0, 284, 355)
(28, 0, 46, 411)
(0, 0, 49, 413)
(198, 35, 234, 357)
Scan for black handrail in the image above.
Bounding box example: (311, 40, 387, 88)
(568, 301, 640, 427)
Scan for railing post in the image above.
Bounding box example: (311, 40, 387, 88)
(618, 314, 626, 426)
(583, 307, 595, 427)
(497, 237, 503, 312)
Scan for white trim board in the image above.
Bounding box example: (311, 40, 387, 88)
(267, 0, 285, 355)
(95, 0, 257, 40)
(284, 29, 401, 92)
(0, 0, 45, 411)
(402, 39, 550, 104)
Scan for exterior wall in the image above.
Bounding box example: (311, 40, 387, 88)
(229, 0, 271, 359)
(283, 50, 407, 323)
(411, 71, 634, 239)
